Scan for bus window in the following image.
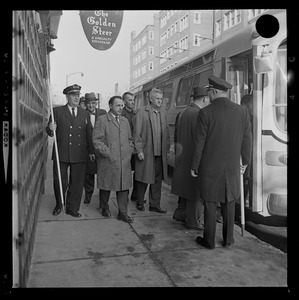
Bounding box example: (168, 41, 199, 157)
(176, 76, 194, 107)
(193, 69, 213, 88)
(163, 82, 173, 109)
(274, 41, 287, 132)
(134, 92, 143, 110)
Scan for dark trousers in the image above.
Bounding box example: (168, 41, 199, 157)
(203, 200, 235, 248)
(136, 156, 162, 208)
(130, 154, 138, 201)
(53, 160, 86, 211)
(84, 174, 95, 199)
(173, 197, 204, 227)
(100, 189, 129, 213)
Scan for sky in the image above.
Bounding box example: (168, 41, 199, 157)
(50, 10, 159, 107)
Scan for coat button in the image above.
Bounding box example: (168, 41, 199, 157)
(78, 135, 80, 137)
(78, 143, 80, 146)
(69, 142, 72, 145)
(70, 126, 72, 128)
(70, 134, 72, 136)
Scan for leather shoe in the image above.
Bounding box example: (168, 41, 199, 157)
(84, 196, 91, 204)
(66, 210, 81, 218)
(136, 203, 145, 211)
(131, 198, 146, 203)
(186, 225, 204, 231)
(117, 212, 134, 223)
(102, 208, 111, 218)
(222, 239, 235, 248)
(149, 206, 167, 213)
(173, 216, 186, 224)
(195, 236, 215, 249)
(52, 206, 62, 216)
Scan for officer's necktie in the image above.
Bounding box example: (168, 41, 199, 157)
(72, 107, 76, 118)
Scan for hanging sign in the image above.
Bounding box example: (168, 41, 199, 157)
(80, 10, 123, 51)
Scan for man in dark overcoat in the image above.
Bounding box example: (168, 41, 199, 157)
(134, 88, 170, 213)
(121, 92, 139, 203)
(171, 86, 210, 230)
(46, 84, 94, 217)
(83, 92, 107, 204)
(93, 96, 134, 223)
(191, 76, 252, 249)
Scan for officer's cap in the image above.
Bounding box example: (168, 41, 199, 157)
(205, 76, 232, 91)
(63, 84, 81, 95)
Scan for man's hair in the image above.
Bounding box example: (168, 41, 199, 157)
(122, 92, 133, 100)
(150, 88, 163, 99)
(241, 94, 253, 106)
(109, 95, 123, 106)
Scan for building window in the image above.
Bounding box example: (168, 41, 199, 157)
(161, 13, 167, 28)
(149, 46, 154, 55)
(141, 64, 146, 75)
(142, 34, 147, 46)
(223, 10, 241, 31)
(193, 34, 201, 46)
(149, 61, 154, 70)
(179, 36, 189, 51)
(174, 21, 178, 33)
(160, 32, 167, 46)
(215, 19, 221, 37)
(248, 9, 268, 20)
(180, 14, 189, 32)
(194, 11, 201, 24)
(149, 31, 154, 39)
(143, 50, 146, 60)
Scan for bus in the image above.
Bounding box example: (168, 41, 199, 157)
(130, 10, 287, 219)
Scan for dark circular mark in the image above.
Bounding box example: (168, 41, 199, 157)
(255, 14, 280, 38)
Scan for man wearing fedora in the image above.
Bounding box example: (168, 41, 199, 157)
(171, 85, 210, 231)
(83, 92, 107, 204)
(191, 76, 252, 249)
(46, 84, 94, 217)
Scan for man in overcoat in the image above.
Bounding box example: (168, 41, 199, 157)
(171, 86, 210, 230)
(121, 92, 139, 203)
(93, 96, 134, 223)
(46, 84, 94, 217)
(134, 88, 170, 213)
(191, 76, 252, 249)
(83, 92, 107, 204)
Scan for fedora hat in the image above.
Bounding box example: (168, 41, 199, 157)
(85, 92, 98, 103)
(190, 85, 208, 98)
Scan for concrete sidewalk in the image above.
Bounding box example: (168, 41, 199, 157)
(27, 153, 287, 287)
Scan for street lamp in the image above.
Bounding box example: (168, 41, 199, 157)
(65, 72, 84, 86)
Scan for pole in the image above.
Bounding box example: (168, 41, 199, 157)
(49, 99, 65, 214)
(236, 70, 245, 236)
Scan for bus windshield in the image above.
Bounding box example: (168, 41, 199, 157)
(274, 40, 287, 132)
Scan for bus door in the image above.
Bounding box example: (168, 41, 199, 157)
(226, 57, 250, 103)
(223, 55, 255, 210)
(256, 40, 287, 217)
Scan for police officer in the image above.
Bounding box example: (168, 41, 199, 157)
(191, 76, 252, 249)
(46, 84, 94, 217)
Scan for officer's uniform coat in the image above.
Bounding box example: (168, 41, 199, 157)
(93, 112, 134, 191)
(46, 105, 93, 162)
(191, 97, 252, 203)
(133, 104, 170, 184)
(85, 108, 107, 174)
(171, 103, 201, 201)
